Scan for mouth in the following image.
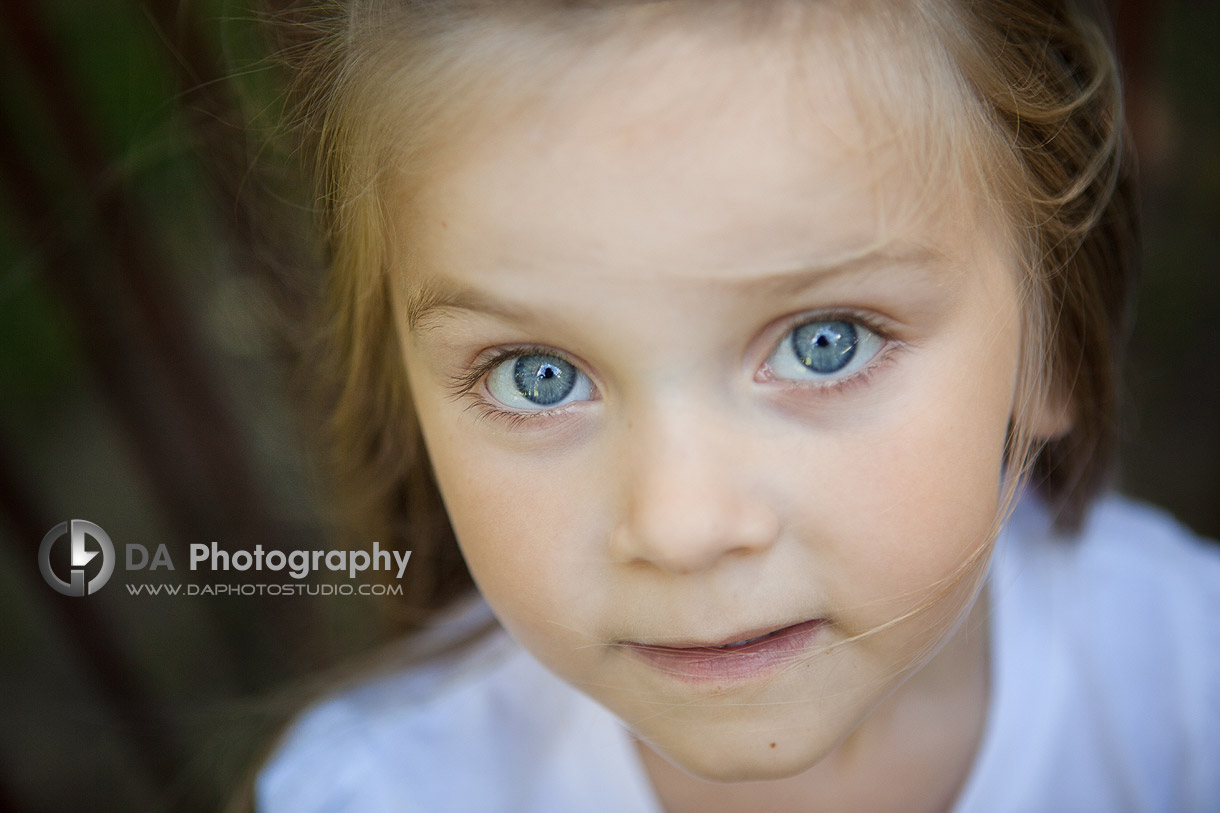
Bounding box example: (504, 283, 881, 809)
(622, 619, 826, 682)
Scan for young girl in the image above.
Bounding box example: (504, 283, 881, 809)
(256, 1, 1220, 810)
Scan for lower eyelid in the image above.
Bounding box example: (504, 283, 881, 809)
(757, 340, 901, 391)
(464, 391, 595, 429)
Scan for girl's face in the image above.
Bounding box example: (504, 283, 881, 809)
(396, 26, 1029, 782)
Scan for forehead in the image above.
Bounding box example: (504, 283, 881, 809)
(393, 4, 997, 298)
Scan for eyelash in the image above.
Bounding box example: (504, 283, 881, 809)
(444, 343, 589, 427)
(444, 311, 899, 427)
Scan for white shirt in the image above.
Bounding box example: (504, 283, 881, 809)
(259, 496, 1220, 812)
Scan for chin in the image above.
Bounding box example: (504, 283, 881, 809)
(646, 730, 830, 784)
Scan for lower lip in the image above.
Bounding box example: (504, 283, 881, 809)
(624, 619, 826, 683)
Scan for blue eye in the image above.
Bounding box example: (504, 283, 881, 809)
(765, 318, 883, 382)
(486, 352, 595, 410)
(792, 320, 857, 372)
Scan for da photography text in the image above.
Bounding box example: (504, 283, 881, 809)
(131, 541, 412, 580)
(40, 519, 411, 597)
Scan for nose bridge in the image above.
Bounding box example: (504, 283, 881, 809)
(610, 396, 779, 572)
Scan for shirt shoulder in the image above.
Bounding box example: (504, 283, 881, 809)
(1037, 496, 1220, 678)
(256, 598, 661, 813)
(959, 495, 1220, 813)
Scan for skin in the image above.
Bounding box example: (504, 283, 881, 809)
(392, 21, 1055, 813)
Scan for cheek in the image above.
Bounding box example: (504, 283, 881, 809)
(417, 412, 606, 646)
(807, 326, 1017, 624)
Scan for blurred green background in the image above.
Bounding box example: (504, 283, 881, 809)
(0, 0, 1216, 810)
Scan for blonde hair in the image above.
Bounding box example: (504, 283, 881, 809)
(271, 0, 1135, 630)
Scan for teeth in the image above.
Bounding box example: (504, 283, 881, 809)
(718, 631, 771, 648)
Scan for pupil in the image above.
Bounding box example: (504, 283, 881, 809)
(513, 354, 577, 405)
(792, 320, 857, 374)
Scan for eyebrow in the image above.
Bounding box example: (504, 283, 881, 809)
(406, 284, 535, 333)
(404, 243, 945, 333)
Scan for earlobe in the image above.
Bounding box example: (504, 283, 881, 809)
(1027, 389, 1074, 441)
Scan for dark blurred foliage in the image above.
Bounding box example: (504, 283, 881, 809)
(0, 0, 1215, 809)
(0, 1, 390, 809)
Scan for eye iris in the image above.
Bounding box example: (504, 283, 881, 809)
(791, 320, 857, 374)
(513, 354, 577, 405)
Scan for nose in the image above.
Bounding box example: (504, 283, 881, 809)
(609, 406, 780, 574)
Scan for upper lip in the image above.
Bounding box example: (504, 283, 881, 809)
(623, 619, 821, 650)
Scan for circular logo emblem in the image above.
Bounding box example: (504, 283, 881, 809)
(39, 520, 115, 596)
